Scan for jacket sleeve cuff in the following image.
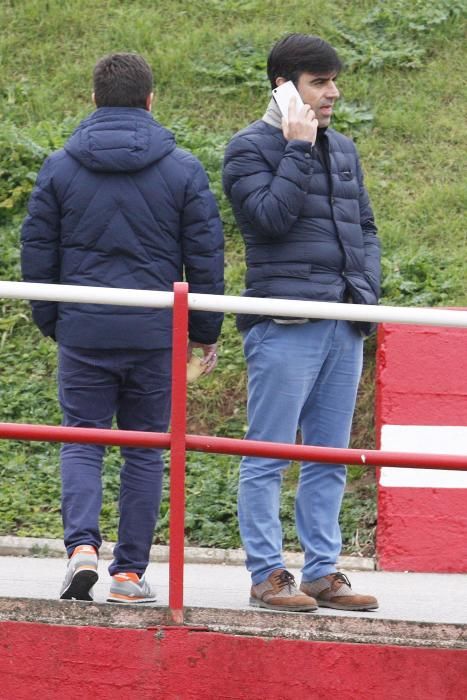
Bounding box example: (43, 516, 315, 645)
(286, 140, 313, 154)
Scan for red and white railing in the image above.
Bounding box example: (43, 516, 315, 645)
(1, 280, 467, 621)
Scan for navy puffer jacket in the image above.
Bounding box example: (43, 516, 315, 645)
(21, 107, 224, 348)
(223, 120, 380, 335)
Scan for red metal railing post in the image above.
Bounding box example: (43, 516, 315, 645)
(168, 282, 189, 624)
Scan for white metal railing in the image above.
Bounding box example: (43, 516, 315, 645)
(1, 280, 467, 328)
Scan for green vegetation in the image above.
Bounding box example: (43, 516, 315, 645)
(0, 0, 465, 555)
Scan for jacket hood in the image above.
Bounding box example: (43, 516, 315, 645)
(64, 107, 176, 173)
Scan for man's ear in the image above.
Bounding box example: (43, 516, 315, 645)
(92, 92, 96, 106)
(146, 92, 154, 111)
(275, 77, 286, 87)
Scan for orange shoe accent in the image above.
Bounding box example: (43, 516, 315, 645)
(113, 572, 140, 583)
(107, 592, 145, 601)
(72, 545, 97, 557)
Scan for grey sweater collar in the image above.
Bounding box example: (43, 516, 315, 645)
(262, 96, 283, 129)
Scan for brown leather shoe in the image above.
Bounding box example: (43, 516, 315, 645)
(300, 572, 378, 611)
(250, 569, 318, 612)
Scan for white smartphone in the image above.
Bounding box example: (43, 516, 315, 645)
(272, 80, 304, 117)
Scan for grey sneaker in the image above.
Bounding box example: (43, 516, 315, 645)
(60, 545, 98, 601)
(107, 572, 156, 604)
(250, 569, 318, 612)
(300, 572, 379, 611)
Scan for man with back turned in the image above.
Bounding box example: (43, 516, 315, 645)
(22, 53, 224, 603)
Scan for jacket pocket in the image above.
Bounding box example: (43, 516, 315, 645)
(247, 263, 312, 285)
(346, 274, 378, 307)
(338, 169, 354, 181)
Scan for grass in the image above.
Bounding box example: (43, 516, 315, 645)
(0, 0, 465, 554)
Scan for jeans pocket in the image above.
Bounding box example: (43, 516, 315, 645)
(243, 320, 273, 359)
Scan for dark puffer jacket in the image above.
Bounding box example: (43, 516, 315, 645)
(222, 120, 380, 335)
(21, 107, 224, 348)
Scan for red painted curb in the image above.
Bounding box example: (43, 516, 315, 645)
(1, 622, 466, 699)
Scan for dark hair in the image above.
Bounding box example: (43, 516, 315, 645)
(93, 53, 153, 109)
(267, 33, 342, 88)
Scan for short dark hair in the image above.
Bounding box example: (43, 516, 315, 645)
(267, 33, 342, 88)
(93, 53, 153, 109)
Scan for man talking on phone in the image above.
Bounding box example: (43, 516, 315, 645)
(223, 34, 380, 612)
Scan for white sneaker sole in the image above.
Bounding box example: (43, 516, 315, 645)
(106, 592, 157, 604)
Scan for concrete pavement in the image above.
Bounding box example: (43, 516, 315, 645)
(1, 542, 465, 700)
(0, 554, 466, 625)
(0, 537, 465, 650)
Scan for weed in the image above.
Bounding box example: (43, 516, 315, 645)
(381, 248, 462, 307)
(0, 126, 47, 221)
(335, 0, 466, 70)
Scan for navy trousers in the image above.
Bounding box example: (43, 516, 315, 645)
(58, 344, 172, 576)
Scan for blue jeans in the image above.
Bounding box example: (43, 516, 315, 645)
(58, 345, 172, 576)
(238, 320, 363, 584)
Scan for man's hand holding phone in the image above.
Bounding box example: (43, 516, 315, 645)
(272, 81, 318, 145)
(282, 96, 318, 144)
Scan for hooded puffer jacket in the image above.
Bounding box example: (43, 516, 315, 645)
(21, 107, 224, 348)
(223, 120, 380, 335)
